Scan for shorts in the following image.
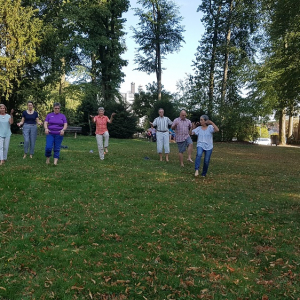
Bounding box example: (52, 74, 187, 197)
(177, 136, 193, 153)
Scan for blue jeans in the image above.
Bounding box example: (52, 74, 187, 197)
(195, 147, 213, 176)
(45, 134, 63, 159)
(23, 124, 38, 155)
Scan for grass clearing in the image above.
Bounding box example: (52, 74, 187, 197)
(0, 135, 299, 299)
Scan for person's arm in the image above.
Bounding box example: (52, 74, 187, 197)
(17, 117, 25, 127)
(44, 119, 50, 135)
(207, 120, 219, 132)
(108, 113, 116, 123)
(60, 123, 68, 135)
(9, 109, 14, 125)
(190, 122, 197, 135)
(171, 119, 179, 130)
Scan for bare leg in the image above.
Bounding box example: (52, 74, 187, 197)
(179, 153, 184, 167)
(165, 154, 169, 162)
(54, 158, 58, 165)
(187, 143, 193, 162)
(159, 153, 163, 161)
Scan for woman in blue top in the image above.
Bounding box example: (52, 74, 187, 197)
(17, 101, 42, 159)
(0, 104, 14, 165)
(191, 115, 219, 177)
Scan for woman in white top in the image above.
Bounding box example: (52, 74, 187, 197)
(0, 104, 14, 165)
(191, 115, 219, 177)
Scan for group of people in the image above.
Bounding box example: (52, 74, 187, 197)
(151, 108, 219, 177)
(1, 102, 219, 176)
(0, 103, 114, 166)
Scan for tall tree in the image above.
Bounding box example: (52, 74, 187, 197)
(0, 0, 42, 109)
(132, 0, 185, 101)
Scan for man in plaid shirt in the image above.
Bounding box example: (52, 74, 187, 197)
(172, 110, 193, 167)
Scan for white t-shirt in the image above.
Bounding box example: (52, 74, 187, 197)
(192, 125, 215, 150)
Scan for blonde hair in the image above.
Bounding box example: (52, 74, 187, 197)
(0, 104, 7, 112)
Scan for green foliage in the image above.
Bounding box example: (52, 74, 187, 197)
(0, 0, 42, 107)
(148, 100, 177, 123)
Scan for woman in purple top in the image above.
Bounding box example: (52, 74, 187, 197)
(17, 101, 43, 159)
(44, 102, 68, 165)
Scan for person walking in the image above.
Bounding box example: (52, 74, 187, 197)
(150, 108, 173, 161)
(17, 101, 43, 159)
(90, 107, 115, 160)
(191, 115, 219, 177)
(0, 104, 14, 165)
(44, 103, 68, 165)
(172, 110, 193, 167)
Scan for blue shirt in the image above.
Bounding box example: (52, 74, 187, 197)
(22, 110, 39, 124)
(192, 125, 215, 150)
(0, 114, 12, 138)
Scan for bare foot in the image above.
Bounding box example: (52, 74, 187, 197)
(195, 170, 199, 176)
(181, 164, 184, 167)
(54, 158, 58, 165)
(23, 154, 27, 159)
(105, 148, 108, 153)
(46, 158, 50, 164)
(187, 158, 193, 163)
(166, 158, 169, 162)
(30, 155, 33, 159)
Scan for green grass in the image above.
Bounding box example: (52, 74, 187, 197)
(0, 135, 299, 299)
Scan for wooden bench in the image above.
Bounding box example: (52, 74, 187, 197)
(65, 126, 82, 138)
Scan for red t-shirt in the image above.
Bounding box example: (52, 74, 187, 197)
(94, 115, 110, 134)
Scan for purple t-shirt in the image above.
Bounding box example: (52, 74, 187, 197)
(45, 112, 67, 135)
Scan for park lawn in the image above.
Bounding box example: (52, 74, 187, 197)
(0, 135, 299, 300)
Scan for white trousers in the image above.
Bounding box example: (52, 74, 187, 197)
(156, 131, 170, 154)
(0, 136, 11, 160)
(96, 131, 109, 160)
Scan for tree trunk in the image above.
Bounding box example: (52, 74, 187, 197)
(155, 4, 162, 101)
(208, 2, 222, 117)
(59, 57, 66, 109)
(278, 109, 286, 145)
(287, 113, 293, 143)
(298, 115, 300, 141)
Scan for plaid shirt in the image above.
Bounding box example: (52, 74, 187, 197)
(172, 117, 192, 142)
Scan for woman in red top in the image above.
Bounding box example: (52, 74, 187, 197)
(90, 107, 115, 160)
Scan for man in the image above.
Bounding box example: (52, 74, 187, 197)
(172, 110, 193, 167)
(150, 108, 173, 161)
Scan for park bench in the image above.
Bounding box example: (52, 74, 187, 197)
(65, 126, 82, 138)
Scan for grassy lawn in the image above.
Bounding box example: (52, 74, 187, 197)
(0, 135, 299, 299)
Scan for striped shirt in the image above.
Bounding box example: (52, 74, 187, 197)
(172, 117, 192, 142)
(152, 116, 173, 131)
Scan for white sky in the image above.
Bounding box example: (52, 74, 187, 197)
(120, 0, 205, 94)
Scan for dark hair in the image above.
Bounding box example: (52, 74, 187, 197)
(27, 101, 34, 105)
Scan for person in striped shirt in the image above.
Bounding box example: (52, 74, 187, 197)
(150, 108, 173, 161)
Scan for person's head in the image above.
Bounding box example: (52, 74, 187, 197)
(158, 108, 164, 117)
(27, 101, 34, 110)
(200, 114, 209, 126)
(98, 107, 105, 116)
(179, 110, 187, 120)
(0, 104, 7, 114)
(53, 102, 61, 114)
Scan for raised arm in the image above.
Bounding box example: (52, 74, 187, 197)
(207, 120, 219, 132)
(108, 113, 116, 123)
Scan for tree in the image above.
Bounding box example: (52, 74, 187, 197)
(0, 0, 42, 109)
(132, 0, 185, 101)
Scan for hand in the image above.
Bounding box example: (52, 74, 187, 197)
(192, 122, 197, 129)
(45, 128, 50, 135)
(111, 113, 116, 117)
(90, 115, 94, 118)
(60, 130, 65, 136)
(17, 122, 22, 127)
(38, 121, 43, 126)
(206, 120, 212, 125)
(149, 122, 153, 126)
(10, 109, 14, 115)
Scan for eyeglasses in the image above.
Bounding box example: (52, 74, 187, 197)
(54, 108, 60, 109)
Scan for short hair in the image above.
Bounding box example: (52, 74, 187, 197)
(53, 102, 61, 108)
(200, 115, 209, 121)
(0, 104, 7, 112)
(27, 101, 34, 105)
(98, 107, 105, 112)
(158, 108, 164, 112)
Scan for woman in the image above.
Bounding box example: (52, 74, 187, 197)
(0, 104, 14, 165)
(44, 103, 68, 165)
(90, 107, 115, 160)
(17, 101, 43, 159)
(191, 115, 219, 177)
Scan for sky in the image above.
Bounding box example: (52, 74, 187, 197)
(120, 0, 205, 94)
